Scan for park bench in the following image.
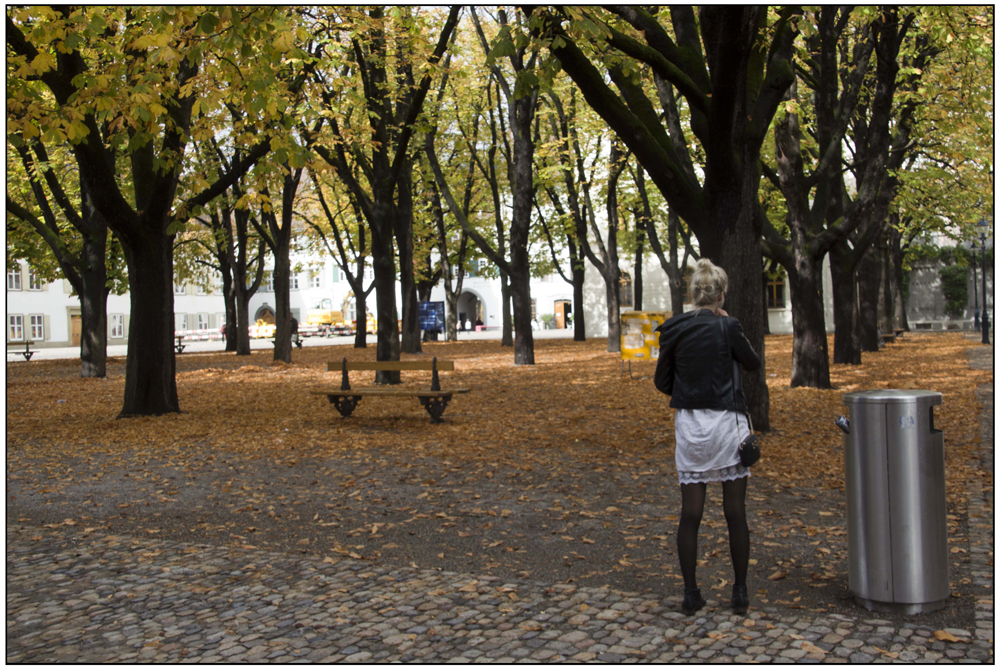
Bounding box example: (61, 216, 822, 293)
(311, 357, 469, 423)
(174, 335, 186, 353)
(6, 341, 34, 361)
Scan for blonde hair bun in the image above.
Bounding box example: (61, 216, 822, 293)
(689, 258, 729, 308)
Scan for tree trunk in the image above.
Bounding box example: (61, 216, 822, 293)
(857, 246, 881, 352)
(572, 259, 586, 341)
(119, 235, 179, 417)
(353, 282, 369, 349)
(395, 164, 422, 354)
(220, 255, 238, 352)
(787, 255, 831, 388)
(371, 202, 401, 383)
(888, 229, 909, 332)
(78, 228, 109, 378)
(830, 240, 861, 365)
(510, 269, 535, 364)
(235, 285, 252, 356)
(78, 263, 108, 378)
(634, 229, 644, 311)
(500, 271, 513, 347)
(880, 242, 893, 333)
(716, 218, 769, 431)
(271, 245, 292, 363)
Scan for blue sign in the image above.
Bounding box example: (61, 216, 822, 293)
(418, 301, 445, 332)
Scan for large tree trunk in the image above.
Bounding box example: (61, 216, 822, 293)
(77, 225, 109, 378)
(830, 241, 861, 365)
(395, 164, 422, 354)
(371, 202, 402, 383)
(271, 245, 293, 363)
(78, 265, 108, 378)
(857, 246, 881, 352)
(714, 211, 770, 430)
(510, 269, 535, 365)
(787, 254, 831, 388)
(120, 235, 179, 417)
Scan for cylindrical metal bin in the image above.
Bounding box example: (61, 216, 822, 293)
(840, 390, 948, 614)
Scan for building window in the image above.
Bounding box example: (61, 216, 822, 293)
(174, 281, 186, 295)
(263, 272, 274, 292)
(110, 314, 124, 339)
(7, 268, 22, 291)
(197, 313, 210, 330)
(310, 273, 321, 289)
(767, 276, 786, 309)
(618, 271, 633, 307)
(29, 315, 44, 340)
(531, 298, 537, 321)
(27, 268, 43, 291)
(290, 273, 299, 290)
(8, 315, 23, 341)
(174, 313, 188, 332)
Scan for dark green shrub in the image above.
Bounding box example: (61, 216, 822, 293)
(939, 265, 969, 318)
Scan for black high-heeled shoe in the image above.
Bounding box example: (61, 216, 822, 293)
(681, 587, 706, 615)
(731, 584, 749, 615)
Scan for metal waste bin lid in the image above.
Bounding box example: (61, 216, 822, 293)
(842, 389, 942, 405)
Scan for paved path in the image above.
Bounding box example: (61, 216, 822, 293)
(6, 339, 994, 664)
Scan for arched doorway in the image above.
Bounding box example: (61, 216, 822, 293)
(457, 290, 485, 330)
(254, 305, 275, 324)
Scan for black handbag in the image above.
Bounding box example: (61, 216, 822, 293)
(737, 413, 761, 467)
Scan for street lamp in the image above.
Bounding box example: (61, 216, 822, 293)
(972, 242, 980, 330)
(978, 218, 991, 345)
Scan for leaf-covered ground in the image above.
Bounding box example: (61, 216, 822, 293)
(6, 333, 991, 627)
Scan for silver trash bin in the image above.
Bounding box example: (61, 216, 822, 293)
(838, 390, 948, 614)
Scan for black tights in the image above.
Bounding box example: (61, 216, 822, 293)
(677, 477, 749, 590)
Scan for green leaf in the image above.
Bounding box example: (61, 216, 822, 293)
(513, 70, 539, 99)
(198, 12, 219, 35)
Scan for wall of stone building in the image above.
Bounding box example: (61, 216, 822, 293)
(906, 261, 993, 330)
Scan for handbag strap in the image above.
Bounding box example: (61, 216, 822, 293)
(720, 317, 753, 441)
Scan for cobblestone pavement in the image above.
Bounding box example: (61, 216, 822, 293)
(6, 342, 993, 663)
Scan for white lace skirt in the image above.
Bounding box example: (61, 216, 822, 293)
(674, 408, 751, 485)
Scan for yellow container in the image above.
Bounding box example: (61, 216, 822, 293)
(620, 311, 671, 360)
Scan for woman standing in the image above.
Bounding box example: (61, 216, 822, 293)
(654, 258, 761, 615)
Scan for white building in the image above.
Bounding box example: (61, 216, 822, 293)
(7, 250, 816, 349)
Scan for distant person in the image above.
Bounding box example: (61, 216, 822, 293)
(654, 258, 761, 616)
(476, 317, 483, 327)
(464, 318, 471, 331)
(290, 316, 301, 348)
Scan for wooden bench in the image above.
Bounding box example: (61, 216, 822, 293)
(311, 358, 469, 423)
(7, 341, 34, 361)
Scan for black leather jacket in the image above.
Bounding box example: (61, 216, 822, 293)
(654, 309, 761, 411)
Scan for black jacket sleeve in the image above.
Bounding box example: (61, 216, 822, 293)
(654, 322, 676, 395)
(728, 318, 761, 372)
